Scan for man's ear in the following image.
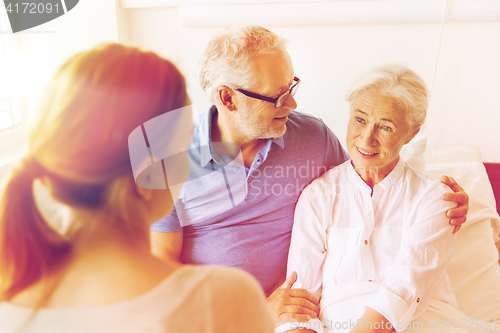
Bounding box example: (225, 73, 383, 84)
(217, 86, 237, 111)
(405, 127, 421, 144)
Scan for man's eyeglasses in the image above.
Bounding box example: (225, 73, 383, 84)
(236, 77, 301, 108)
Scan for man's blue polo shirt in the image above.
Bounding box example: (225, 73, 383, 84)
(151, 105, 349, 296)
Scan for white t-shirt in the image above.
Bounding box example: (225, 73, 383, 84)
(287, 159, 458, 332)
(0, 265, 275, 333)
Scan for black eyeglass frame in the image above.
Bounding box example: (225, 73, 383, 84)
(235, 76, 301, 108)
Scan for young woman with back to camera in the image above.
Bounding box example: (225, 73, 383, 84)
(0, 43, 274, 333)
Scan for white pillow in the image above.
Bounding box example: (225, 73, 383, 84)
(425, 146, 500, 323)
(400, 132, 427, 172)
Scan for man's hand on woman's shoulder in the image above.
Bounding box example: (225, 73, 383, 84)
(440, 175, 470, 233)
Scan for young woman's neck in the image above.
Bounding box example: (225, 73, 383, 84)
(9, 216, 178, 308)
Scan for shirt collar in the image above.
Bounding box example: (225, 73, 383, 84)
(347, 157, 406, 194)
(199, 105, 285, 167)
(199, 105, 218, 167)
(374, 157, 405, 192)
(271, 134, 285, 149)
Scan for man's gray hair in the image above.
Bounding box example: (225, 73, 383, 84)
(345, 63, 429, 129)
(199, 25, 288, 105)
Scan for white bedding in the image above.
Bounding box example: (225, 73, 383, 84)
(402, 142, 500, 329)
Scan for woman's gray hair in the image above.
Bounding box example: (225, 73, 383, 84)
(345, 63, 429, 129)
(199, 25, 288, 105)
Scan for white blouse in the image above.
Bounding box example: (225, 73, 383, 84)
(287, 159, 458, 332)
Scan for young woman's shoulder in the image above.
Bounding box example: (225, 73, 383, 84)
(165, 265, 275, 333)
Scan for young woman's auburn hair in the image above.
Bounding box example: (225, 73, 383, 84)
(0, 43, 188, 300)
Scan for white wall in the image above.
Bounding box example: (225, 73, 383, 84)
(0, 0, 119, 159)
(117, 2, 500, 163)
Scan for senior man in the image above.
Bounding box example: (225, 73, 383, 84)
(150, 25, 468, 326)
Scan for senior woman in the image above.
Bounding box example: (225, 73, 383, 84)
(285, 63, 480, 333)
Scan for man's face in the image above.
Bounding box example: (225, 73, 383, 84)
(233, 50, 297, 140)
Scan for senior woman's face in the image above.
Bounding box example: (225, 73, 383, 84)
(347, 88, 418, 183)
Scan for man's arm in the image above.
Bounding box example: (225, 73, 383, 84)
(441, 176, 469, 233)
(150, 230, 183, 263)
